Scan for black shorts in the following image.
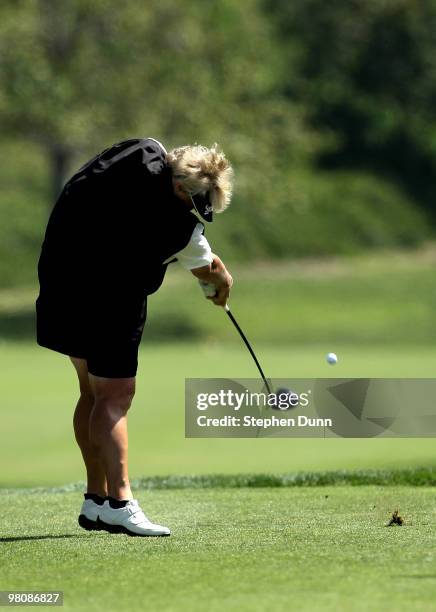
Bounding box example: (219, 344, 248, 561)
(35, 293, 147, 378)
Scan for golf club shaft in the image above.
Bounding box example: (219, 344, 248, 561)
(198, 282, 272, 393)
(224, 305, 273, 395)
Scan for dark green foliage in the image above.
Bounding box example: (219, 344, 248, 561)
(266, 0, 436, 215)
(0, 0, 435, 286)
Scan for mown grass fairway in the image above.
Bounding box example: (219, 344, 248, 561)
(1, 484, 436, 611)
(1, 251, 435, 610)
(1, 341, 436, 487)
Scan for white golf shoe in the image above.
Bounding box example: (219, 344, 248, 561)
(78, 498, 103, 531)
(98, 499, 171, 537)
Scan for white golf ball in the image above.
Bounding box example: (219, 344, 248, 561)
(326, 352, 338, 365)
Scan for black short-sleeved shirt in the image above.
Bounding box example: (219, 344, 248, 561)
(36, 138, 200, 376)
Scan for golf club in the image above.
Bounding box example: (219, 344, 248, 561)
(223, 304, 273, 395)
(199, 281, 272, 394)
(224, 305, 300, 411)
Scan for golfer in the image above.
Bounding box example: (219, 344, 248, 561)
(36, 138, 233, 536)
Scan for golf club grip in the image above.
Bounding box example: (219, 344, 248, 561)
(199, 281, 217, 297)
(225, 307, 273, 395)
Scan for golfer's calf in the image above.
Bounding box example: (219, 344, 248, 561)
(89, 376, 136, 500)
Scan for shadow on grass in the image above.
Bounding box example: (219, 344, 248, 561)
(0, 534, 88, 543)
(0, 311, 36, 341)
(0, 310, 202, 342)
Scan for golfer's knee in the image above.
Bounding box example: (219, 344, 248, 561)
(95, 385, 135, 411)
(89, 395, 131, 448)
(98, 396, 134, 418)
(91, 377, 135, 406)
(92, 386, 135, 422)
(89, 379, 136, 441)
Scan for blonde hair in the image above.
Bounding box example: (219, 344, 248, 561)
(167, 143, 233, 213)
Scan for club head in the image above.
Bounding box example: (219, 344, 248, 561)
(270, 387, 299, 411)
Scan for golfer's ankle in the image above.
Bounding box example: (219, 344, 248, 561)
(108, 482, 132, 501)
(87, 487, 108, 498)
(85, 474, 107, 497)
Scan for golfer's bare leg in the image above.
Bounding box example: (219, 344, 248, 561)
(70, 357, 108, 498)
(88, 374, 135, 501)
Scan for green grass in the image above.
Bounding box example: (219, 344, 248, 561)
(1, 485, 436, 611)
(4, 467, 436, 493)
(149, 245, 436, 345)
(2, 341, 436, 488)
(3, 243, 436, 345)
(2, 247, 436, 610)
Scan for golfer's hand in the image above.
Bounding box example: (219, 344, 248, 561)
(207, 255, 233, 306)
(191, 254, 233, 307)
(210, 271, 233, 306)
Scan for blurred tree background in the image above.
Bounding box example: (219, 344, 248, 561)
(0, 0, 435, 288)
(267, 0, 436, 215)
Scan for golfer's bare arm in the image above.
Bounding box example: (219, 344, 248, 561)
(191, 254, 233, 307)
